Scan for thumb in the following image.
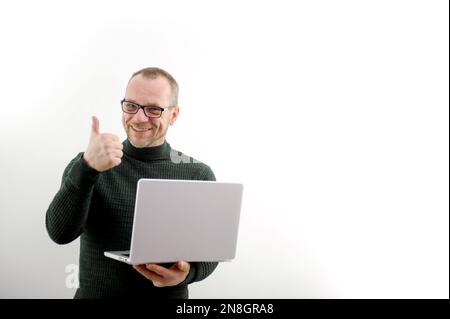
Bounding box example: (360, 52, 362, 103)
(177, 261, 189, 272)
(91, 116, 100, 135)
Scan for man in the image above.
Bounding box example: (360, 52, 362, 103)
(46, 67, 218, 298)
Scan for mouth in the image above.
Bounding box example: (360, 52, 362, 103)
(130, 125, 152, 133)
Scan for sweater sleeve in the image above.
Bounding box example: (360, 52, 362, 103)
(45, 153, 100, 245)
(182, 164, 219, 285)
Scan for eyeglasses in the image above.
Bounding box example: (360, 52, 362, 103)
(121, 99, 172, 118)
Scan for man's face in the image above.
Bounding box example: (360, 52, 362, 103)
(122, 75, 179, 148)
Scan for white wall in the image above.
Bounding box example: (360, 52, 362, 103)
(0, 0, 448, 298)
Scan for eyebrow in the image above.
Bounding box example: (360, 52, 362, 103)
(125, 99, 163, 108)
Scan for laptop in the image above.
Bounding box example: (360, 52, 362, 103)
(104, 178, 243, 265)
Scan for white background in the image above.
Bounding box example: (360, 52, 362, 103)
(0, 0, 448, 298)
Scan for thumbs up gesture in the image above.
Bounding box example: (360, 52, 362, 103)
(83, 116, 124, 172)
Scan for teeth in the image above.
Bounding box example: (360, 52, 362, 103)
(132, 125, 151, 132)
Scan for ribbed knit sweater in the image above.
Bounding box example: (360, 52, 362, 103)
(46, 139, 218, 298)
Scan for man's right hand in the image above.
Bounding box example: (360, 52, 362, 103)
(83, 116, 124, 172)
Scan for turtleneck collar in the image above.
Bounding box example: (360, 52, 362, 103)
(123, 139, 172, 161)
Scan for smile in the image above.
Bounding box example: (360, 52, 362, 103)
(131, 125, 152, 132)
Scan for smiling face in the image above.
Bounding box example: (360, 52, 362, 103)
(122, 74, 179, 148)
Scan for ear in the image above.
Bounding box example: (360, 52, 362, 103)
(169, 106, 180, 126)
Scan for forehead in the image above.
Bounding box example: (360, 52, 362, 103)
(125, 75, 171, 105)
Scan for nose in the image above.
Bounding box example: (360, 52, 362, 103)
(134, 108, 149, 122)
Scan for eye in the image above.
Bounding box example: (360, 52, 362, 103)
(124, 102, 138, 112)
(145, 107, 162, 116)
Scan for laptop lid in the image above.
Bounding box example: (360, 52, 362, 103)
(128, 179, 243, 264)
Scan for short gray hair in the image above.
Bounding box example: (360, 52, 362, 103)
(129, 67, 179, 106)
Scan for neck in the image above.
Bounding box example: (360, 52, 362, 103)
(123, 139, 171, 161)
(128, 138, 165, 148)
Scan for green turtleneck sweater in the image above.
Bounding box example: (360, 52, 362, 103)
(46, 140, 218, 298)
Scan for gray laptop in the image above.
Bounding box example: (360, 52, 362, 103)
(104, 178, 243, 265)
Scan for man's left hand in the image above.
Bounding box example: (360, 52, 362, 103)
(133, 261, 190, 287)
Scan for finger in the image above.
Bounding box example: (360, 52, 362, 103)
(145, 263, 171, 277)
(108, 149, 123, 159)
(134, 264, 161, 279)
(102, 133, 120, 142)
(91, 116, 100, 135)
(133, 265, 164, 284)
(111, 158, 122, 167)
(112, 142, 123, 150)
(176, 261, 190, 272)
(103, 141, 123, 152)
